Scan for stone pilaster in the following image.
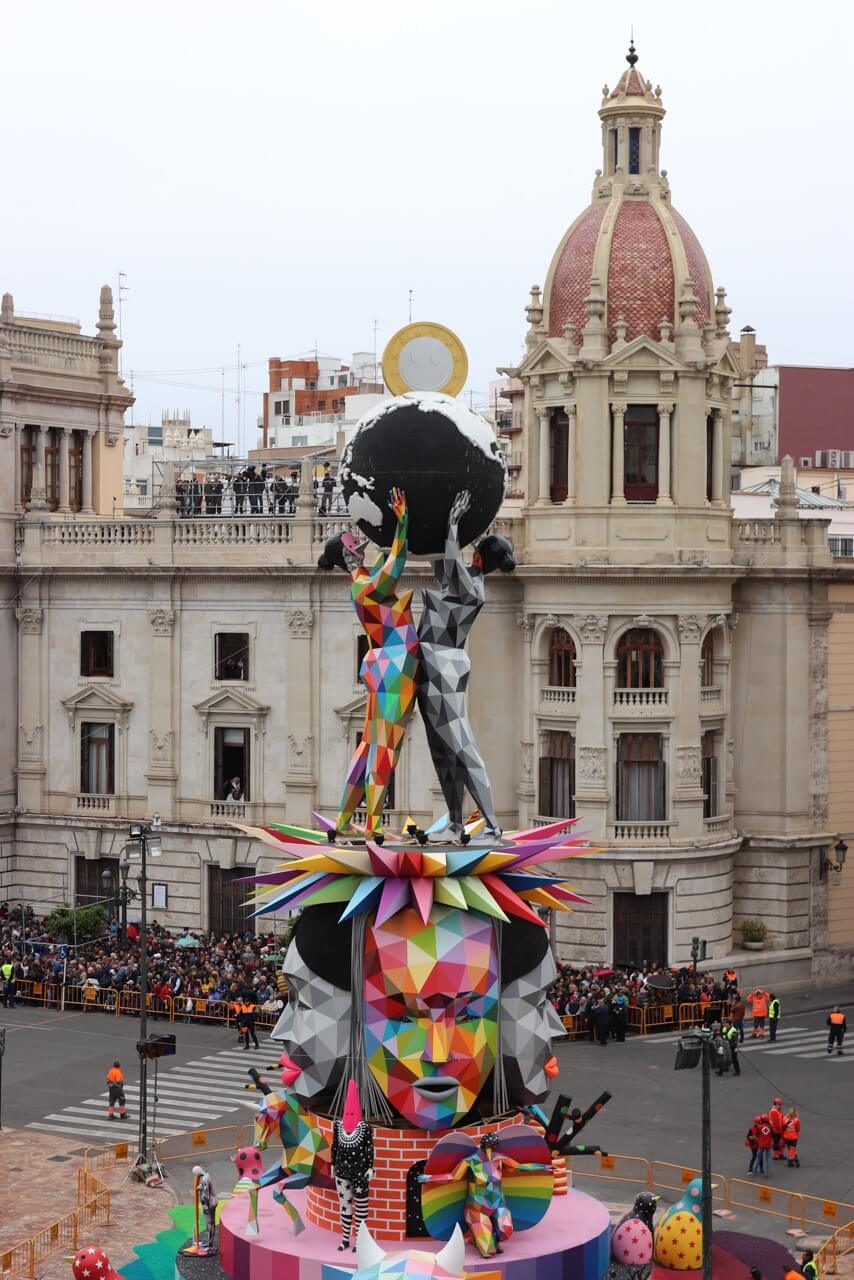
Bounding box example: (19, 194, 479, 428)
(16, 606, 46, 809)
(284, 606, 317, 822)
(515, 611, 535, 821)
(146, 607, 178, 815)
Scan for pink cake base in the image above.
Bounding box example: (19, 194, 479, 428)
(220, 1185, 611, 1280)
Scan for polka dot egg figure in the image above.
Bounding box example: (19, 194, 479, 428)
(653, 1178, 704, 1271)
(612, 1217, 653, 1265)
(233, 1146, 264, 1181)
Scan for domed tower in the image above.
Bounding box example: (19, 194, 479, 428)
(505, 43, 736, 565)
(503, 48, 746, 969)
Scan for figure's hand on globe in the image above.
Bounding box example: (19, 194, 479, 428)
(449, 489, 471, 525)
(390, 487, 407, 521)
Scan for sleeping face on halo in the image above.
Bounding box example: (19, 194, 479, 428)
(272, 902, 560, 1124)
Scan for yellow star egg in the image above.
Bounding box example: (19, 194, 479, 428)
(654, 1211, 703, 1270)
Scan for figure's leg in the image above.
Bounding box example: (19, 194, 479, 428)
(336, 1177, 354, 1250)
(351, 1178, 370, 1250)
(418, 690, 464, 826)
(337, 738, 369, 833)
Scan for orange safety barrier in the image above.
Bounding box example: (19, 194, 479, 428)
(727, 1177, 805, 1224)
(800, 1193, 854, 1231)
(560, 1014, 588, 1039)
(0, 1167, 110, 1280)
(651, 1160, 727, 1203)
(642, 1004, 676, 1032)
(626, 1005, 646, 1032)
(815, 1220, 854, 1275)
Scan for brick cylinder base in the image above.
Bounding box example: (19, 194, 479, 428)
(307, 1111, 523, 1241)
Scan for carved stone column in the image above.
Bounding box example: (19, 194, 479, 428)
(285, 607, 317, 822)
(29, 424, 48, 511)
(566, 405, 577, 504)
(711, 407, 724, 504)
(656, 403, 673, 504)
(146, 608, 178, 817)
(610, 404, 626, 504)
(81, 429, 94, 515)
(673, 613, 706, 840)
(14, 424, 23, 514)
(572, 614, 609, 842)
(16, 606, 46, 810)
(808, 611, 831, 831)
(515, 612, 535, 820)
(536, 408, 550, 504)
(57, 428, 72, 513)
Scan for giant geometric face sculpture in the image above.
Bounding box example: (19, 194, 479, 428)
(364, 904, 499, 1129)
(271, 942, 352, 1108)
(500, 946, 565, 1106)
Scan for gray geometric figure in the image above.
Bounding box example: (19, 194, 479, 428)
(271, 942, 352, 1108)
(500, 947, 564, 1107)
(417, 490, 512, 837)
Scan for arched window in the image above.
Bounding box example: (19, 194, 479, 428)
(701, 631, 716, 688)
(616, 628, 664, 688)
(548, 628, 577, 688)
(539, 731, 575, 819)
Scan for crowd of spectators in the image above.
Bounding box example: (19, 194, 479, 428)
(174, 462, 342, 518)
(0, 903, 288, 1021)
(547, 959, 732, 1038)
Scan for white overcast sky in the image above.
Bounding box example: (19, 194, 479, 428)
(5, 0, 853, 447)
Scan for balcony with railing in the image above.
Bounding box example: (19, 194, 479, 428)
(611, 820, 672, 842)
(613, 688, 670, 711)
(703, 814, 731, 836)
(76, 794, 115, 813)
(541, 685, 577, 711)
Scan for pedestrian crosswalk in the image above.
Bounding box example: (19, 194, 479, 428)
(634, 1024, 850, 1063)
(26, 1041, 275, 1142)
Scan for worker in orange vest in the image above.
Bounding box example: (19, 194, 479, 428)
(748, 988, 770, 1037)
(827, 1006, 846, 1056)
(107, 1060, 127, 1121)
(722, 967, 738, 995)
(783, 1107, 800, 1168)
(768, 1097, 785, 1160)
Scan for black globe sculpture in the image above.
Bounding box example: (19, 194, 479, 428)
(339, 392, 507, 556)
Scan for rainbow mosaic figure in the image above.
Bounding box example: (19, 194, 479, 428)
(420, 1126, 553, 1258)
(318, 488, 420, 836)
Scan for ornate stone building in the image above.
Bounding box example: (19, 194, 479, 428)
(1, 50, 851, 982)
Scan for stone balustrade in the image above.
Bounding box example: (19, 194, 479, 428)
(542, 685, 577, 708)
(1, 322, 103, 374)
(703, 814, 731, 834)
(612, 820, 672, 842)
(613, 688, 669, 709)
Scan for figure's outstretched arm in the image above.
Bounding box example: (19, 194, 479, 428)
(437, 490, 481, 601)
(369, 488, 409, 600)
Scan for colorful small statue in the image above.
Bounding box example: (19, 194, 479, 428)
(612, 1192, 658, 1266)
(653, 1178, 704, 1270)
(232, 1146, 265, 1236)
(332, 1079, 374, 1251)
(421, 1124, 553, 1258)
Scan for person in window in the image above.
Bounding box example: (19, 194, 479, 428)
(223, 652, 245, 680)
(224, 776, 243, 802)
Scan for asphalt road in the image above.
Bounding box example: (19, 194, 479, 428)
(1, 1002, 852, 1224)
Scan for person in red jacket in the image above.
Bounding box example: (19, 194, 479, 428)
(783, 1107, 800, 1168)
(769, 1097, 785, 1160)
(755, 1113, 774, 1176)
(745, 1116, 761, 1176)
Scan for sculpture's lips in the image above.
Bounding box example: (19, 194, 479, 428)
(413, 1077, 457, 1098)
(278, 1054, 301, 1085)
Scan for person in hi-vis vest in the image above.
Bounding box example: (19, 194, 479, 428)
(107, 1060, 127, 1120)
(827, 1006, 846, 1056)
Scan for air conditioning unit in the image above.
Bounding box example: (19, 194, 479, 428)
(800, 457, 812, 468)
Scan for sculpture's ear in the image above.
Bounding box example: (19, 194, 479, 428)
(435, 1224, 465, 1274)
(356, 1222, 385, 1269)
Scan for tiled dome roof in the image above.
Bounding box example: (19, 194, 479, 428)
(545, 198, 712, 342)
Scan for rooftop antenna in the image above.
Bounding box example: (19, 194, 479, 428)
(117, 271, 129, 375)
(408, 290, 413, 323)
(236, 343, 241, 457)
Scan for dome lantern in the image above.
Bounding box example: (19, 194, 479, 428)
(598, 42, 666, 188)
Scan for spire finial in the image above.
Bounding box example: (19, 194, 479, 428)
(626, 32, 638, 68)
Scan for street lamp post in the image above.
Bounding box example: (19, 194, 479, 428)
(100, 866, 115, 935)
(119, 855, 131, 941)
(126, 814, 161, 1178)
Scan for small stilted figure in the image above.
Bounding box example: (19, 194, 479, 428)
(332, 1080, 374, 1252)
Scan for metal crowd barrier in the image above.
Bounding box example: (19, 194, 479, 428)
(815, 1220, 854, 1275)
(12, 979, 280, 1027)
(0, 1167, 110, 1280)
